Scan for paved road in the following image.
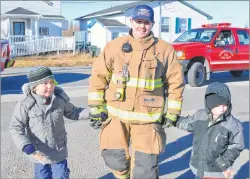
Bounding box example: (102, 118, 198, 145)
(1, 67, 249, 179)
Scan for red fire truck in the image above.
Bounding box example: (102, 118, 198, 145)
(172, 23, 249, 87)
(0, 39, 15, 72)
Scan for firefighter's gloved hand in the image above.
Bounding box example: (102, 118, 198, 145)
(89, 105, 108, 129)
(161, 112, 178, 128)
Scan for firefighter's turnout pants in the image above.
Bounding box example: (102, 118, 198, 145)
(100, 118, 166, 179)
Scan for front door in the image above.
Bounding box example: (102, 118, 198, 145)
(13, 22, 25, 35)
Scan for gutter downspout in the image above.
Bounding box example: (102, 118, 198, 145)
(158, 1, 162, 39)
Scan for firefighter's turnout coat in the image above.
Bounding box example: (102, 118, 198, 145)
(88, 31, 184, 124)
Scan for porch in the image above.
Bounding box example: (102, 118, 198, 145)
(8, 35, 76, 57)
(1, 7, 41, 38)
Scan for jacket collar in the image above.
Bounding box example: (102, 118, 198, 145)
(31, 90, 53, 105)
(128, 29, 155, 50)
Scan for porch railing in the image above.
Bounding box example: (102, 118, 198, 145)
(10, 36, 76, 57)
(8, 35, 41, 44)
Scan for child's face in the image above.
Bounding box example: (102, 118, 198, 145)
(211, 104, 228, 119)
(34, 79, 55, 98)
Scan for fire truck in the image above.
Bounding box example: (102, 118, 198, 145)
(172, 23, 249, 87)
(0, 39, 15, 72)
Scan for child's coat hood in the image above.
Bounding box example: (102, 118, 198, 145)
(21, 83, 70, 102)
(204, 82, 232, 116)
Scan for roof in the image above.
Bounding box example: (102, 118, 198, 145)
(42, 15, 65, 19)
(89, 18, 126, 28)
(75, 1, 212, 20)
(75, 1, 153, 20)
(4, 7, 40, 15)
(179, 1, 213, 19)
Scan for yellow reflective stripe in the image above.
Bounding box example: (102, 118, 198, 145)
(111, 75, 163, 89)
(167, 100, 182, 110)
(88, 92, 104, 101)
(107, 105, 162, 122)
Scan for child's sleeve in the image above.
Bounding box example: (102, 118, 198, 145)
(214, 122, 244, 171)
(64, 102, 89, 120)
(176, 112, 197, 132)
(9, 102, 32, 151)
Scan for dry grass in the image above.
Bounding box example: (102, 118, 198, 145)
(13, 53, 96, 67)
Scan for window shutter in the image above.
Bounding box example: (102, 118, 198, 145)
(188, 18, 192, 30)
(175, 17, 180, 34)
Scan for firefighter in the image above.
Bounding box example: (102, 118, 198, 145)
(88, 4, 184, 179)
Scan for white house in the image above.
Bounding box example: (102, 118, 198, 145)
(86, 18, 129, 51)
(76, 0, 213, 51)
(1, 1, 65, 38)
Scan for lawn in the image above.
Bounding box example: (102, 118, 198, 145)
(13, 53, 95, 67)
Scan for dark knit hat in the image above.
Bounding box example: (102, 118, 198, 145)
(206, 93, 228, 110)
(27, 66, 57, 88)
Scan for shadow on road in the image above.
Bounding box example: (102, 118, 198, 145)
(185, 71, 249, 87)
(163, 121, 249, 179)
(1, 73, 90, 95)
(99, 121, 249, 179)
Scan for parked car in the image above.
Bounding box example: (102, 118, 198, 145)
(0, 39, 15, 72)
(172, 23, 249, 87)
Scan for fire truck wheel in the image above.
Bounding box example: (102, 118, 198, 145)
(187, 62, 206, 87)
(230, 70, 243, 77)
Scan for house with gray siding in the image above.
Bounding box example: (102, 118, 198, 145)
(76, 0, 213, 50)
(1, 1, 65, 38)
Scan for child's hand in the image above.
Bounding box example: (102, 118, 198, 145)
(223, 167, 235, 178)
(32, 152, 46, 164)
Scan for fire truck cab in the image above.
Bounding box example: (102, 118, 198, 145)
(172, 23, 249, 87)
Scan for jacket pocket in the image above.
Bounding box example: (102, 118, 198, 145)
(141, 59, 157, 92)
(28, 111, 44, 133)
(56, 134, 67, 150)
(138, 95, 164, 122)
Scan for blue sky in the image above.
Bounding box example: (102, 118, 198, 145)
(61, 1, 249, 28)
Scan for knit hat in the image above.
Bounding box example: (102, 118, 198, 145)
(206, 93, 228, 110)
(132, 5, 154, 23)
(27, 66, 57, 88)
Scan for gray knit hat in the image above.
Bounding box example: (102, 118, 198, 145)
(27, 66, 57, 88)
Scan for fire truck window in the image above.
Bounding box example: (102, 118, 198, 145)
(216, 30, 235, 45)
(236, 30, 249, 45)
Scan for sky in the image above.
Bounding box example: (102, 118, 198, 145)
(61, 1, 249, 28)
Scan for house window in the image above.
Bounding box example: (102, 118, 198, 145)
(161, 17, 170, 33)
(179, 18, 187, 33)
(39, 27, 49, 36)
(13, 22, 25, 35)
(236, 30, 249, 45)
(112, 32, 119, 40)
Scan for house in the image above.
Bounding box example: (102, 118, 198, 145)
(75, 0, 213, 51)
(1, 1, 65, 38)
(87, 18, 129, 51)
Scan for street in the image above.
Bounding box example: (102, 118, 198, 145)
(1, 67, 249, 179)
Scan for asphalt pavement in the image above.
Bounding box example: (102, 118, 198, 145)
(1, 67, 249, 179)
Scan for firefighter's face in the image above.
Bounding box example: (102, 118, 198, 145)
(130, 18, 154, 39)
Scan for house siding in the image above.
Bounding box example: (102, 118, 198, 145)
(1, 1, 61, 15)
(39, 19, 62, 36)
(97, 1, 210, 43)
(90, 22, 107, 50)
(79, 1, 212, 50)
(79, 19, 88, 31)
(159, 1, 209, 42)
(107, 27, 129, 42)
(1, 19, 8, 37)
(1, 1, 63, 37)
